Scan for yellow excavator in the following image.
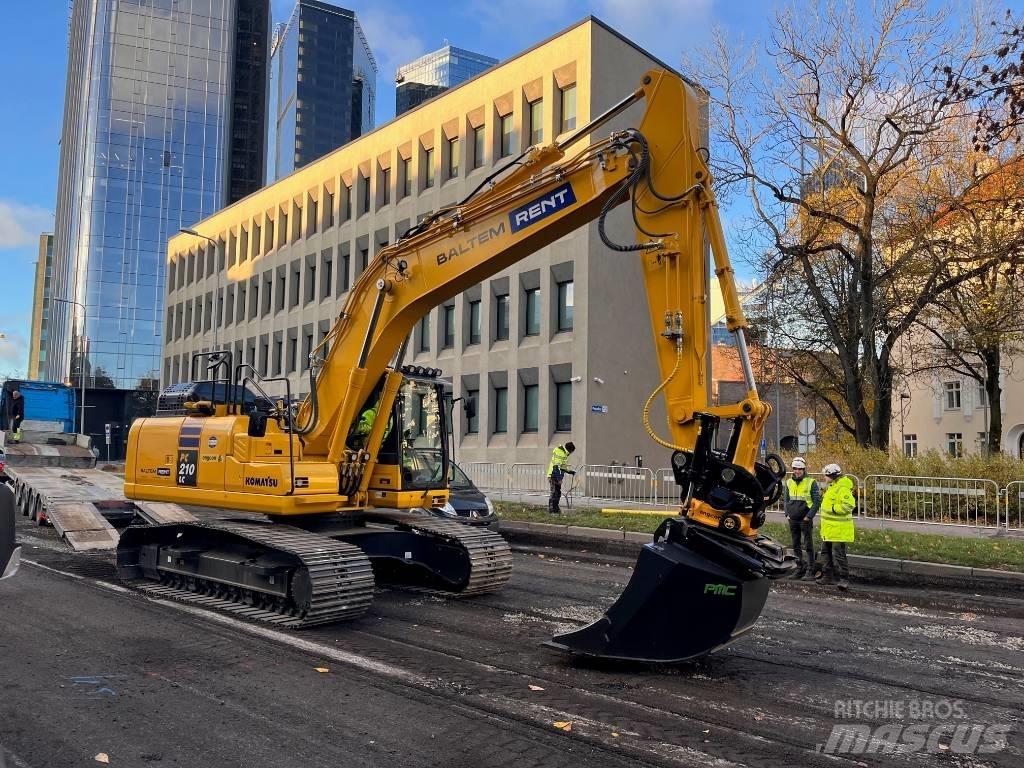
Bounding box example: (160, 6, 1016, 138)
(118, 69, 794, 663)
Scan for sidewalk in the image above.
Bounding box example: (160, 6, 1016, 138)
(487, 490, 1024, 540)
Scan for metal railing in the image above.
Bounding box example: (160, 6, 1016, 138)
(459, 460, 1024, 530)
(862, 474, 1001, 528)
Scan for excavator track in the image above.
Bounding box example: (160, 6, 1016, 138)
(117, 520, 375, 628)
(341, 513, 513, 596)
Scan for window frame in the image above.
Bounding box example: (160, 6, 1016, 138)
(944, 380, 962, 410)
(524, 287, 541, 336)
(499, 113, 513, 158)
(559, 83, 577, 133)
(493, 386, 508, 434)
(529, 99, 543, 146)
(556, 279, 574, 332)
(468, 299, 481, 345)
(442, 304, 455, 349)
(555, 381, 572, 432)
(522, 384, 539, 433)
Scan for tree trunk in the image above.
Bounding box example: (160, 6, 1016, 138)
(984, 349, 1002, 455)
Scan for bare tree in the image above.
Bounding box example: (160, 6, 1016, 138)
(694, 0, 1007, 448)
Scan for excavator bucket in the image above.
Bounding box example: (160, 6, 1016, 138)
(547, 517, 793, 663)
(0, 482, 21, 580)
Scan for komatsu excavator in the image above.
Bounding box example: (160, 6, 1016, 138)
(118, 69, 794, 663)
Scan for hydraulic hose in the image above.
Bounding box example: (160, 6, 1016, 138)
(642, 342, 688, 452)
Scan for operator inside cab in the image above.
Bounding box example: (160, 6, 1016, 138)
(350, 388, 393, 450)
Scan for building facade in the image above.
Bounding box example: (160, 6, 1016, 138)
(164, 18, 703, 468)
(396, 45, 498, 116)
(28, 234, 54, 380)
(46, 0, 270, 393)
(266, 0, 377, 183)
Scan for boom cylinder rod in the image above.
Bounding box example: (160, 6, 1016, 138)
(357, 285, 387, 368)
(735, 330, 758, 395)
(555, 88, 645, 153)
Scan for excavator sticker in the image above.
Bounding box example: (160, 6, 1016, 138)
(703, 583, 737, 597)
(508, 182, 577, 232)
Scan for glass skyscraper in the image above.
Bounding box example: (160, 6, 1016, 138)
(266, 0, 377, 182)
(395, 45, 498, 115)
(47, 0, 270, 392)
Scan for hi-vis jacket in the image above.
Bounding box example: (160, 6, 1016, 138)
(783, 476, 821, 520)
(819, 476, 856, 542)
(547, 445, 572, 479)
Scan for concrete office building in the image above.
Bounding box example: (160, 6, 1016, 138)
(28, 234, 54, 380)
(266, 0, 377, 182)
(46, 0, 271, 396)
(164, 18, 707, 468)
(396, 45, 498, 116)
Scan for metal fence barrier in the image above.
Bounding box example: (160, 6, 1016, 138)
(862, 474, 1001, 528)
(459, 459, 1024, 529)
(579, 464, 656, 505)
(461, 461, 508, 492)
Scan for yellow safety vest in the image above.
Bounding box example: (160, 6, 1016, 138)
(786, 476, 815, 505)
(819, 476, 856, 542)
(547, 446, 571, 477)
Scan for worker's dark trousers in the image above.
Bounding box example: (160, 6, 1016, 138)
(819, 542, 849, 580)
(788, 517, 814, 573)
(548, 476, 563, 514)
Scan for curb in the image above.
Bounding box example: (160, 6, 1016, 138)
(495, 520, 1024, 591)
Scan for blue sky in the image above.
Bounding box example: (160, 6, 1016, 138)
(0, 0, 951, 377)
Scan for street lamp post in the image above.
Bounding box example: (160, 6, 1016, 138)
(179, 228, 221, 351)
(52, 297, 87, 435)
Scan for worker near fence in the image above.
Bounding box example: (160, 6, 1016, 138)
(783, 456, 820, 580)
(814, 463, 855, 591)
(547, 441, 576, 515)
(8, 390, 24, 444)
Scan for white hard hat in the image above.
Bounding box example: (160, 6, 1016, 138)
(791, 457, 806, 469)
(823, 463, 842, 477)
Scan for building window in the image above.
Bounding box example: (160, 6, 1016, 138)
(447, 137, 459, 179)
(417, 313, 430, 352)
(903, 433, 918, 457)
(523, 384, 539, 433)
(442, 304, 455, 349)
(944, 381, 961, 410)
(977, 384, 988, 407)
(559, 84, 577, 133)
(494, 294, 510, 341)
(302, 333, 313, 371)
(361, 173, 370, 214)
(468, 300, 481, 345)
(424, 147, 435, 189)
(946, 432, 963, 458)
(493, 386, 508, 434)
(555, 381, 572, 432)
(380, 167, 390, 205)
(473, 125, 485, 169)
(324, 190, 334, 228)
(401, 156, 412, 198)
(525, 288, 540, 336)
(466, 388, 479, 433)
(557, 280, 574, 331)
(500, 113, 514, 158)
(529, 99, 543, 145)
(288, 337, 297, 373)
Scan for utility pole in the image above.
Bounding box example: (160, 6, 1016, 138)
(180, 228, 222, 351)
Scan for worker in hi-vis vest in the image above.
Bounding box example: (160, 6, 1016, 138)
(546, 442, 576, 515)
(782, 456, 821, 580)
(814, 463, 856, 591)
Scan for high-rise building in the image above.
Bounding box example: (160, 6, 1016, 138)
(266, 1, 377, 182)
(28, 234, 54, 380)
(46, 0, 271, 394)
(163, 17, 704, 468)
(395, 45, 497, 115)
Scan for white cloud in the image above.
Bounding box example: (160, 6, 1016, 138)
(0, 325, 29, 378)
(357, 3, 427, 79)
(0, 200, 52, 250)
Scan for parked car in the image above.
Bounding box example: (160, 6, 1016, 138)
(432, 462, 496, 526)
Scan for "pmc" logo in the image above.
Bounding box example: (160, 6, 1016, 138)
(704, 583, 737, 596)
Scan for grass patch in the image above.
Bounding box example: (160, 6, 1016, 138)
(494, 501, 1024, 572)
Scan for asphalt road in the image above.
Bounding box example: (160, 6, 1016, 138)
(2, 520, 1022, 768)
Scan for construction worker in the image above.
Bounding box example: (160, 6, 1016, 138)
(782, 456, 820, 579)
(8, 390, 24, 444)
(814, 463, 855, 591)
(547, 441, 576, 515)
(351, 397, 392, 450)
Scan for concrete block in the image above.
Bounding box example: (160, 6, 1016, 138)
(901, 560, 974, 578)
(567, 525, 625, 542)
(970, 567, 1024, 583)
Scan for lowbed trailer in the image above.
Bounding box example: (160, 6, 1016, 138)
(8, 466, 196, 551)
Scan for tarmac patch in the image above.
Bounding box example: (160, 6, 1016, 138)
(903, 624, 1024, 651)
